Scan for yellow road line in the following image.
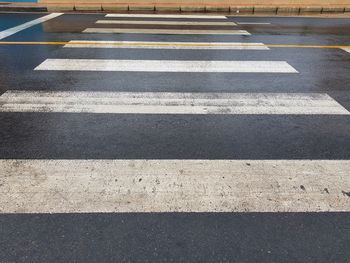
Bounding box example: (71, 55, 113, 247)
(0, 41, 350, 49)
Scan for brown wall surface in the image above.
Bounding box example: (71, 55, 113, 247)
(39, 0, 350, 5)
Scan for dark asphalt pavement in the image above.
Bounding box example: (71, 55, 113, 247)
(1, 213, 350, 262)
(0, 12, 350, 262)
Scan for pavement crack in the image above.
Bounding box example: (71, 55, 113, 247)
(341, 191, 350, 198)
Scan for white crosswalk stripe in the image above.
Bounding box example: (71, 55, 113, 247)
(342, 48, 350, 53)
(83, 28, 251, 35)
(105, 14, 228, 19)
(64, 40, 270, 50)
(1, 91, 348, 115)
(35, 59, 298, 73)
(96, 20, 237, 26)
(237, 22, 271, 25)
(1, 159, 349, 213)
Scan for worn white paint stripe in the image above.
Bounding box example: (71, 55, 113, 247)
(0, 13, 63, 40)
(1, 159, 350, 213)
(96, 20, 236, 26)
(34, 59, 297, 73)
(83, 28, 251, 35)
(342, 48, 350, 53)
(1, 91, 348, 115)
(64, 40, 270, 50)
(106, 14, 227, 19)
(237, 22, 271, 25)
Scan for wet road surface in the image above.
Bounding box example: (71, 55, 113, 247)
(0, 12, 350, 262)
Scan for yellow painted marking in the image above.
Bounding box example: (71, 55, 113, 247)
(0, 41, 350, 49)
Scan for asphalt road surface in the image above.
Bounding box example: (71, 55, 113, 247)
(0, 12, 350, 262)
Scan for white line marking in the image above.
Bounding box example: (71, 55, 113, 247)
(342, 48, 350, 53)
(1, 159, 350, 213)
(106, 14, 227, 19)
(237, 22, 271, 25)
(34, 59, 297, 73)
(96, 20, 236, 26)
(1, 91, 348, 115)
(64, 40, 270, 50)
(0, 13, 63, 40)
(83, 28, 250, 35)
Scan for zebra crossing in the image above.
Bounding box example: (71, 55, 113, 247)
(83, 28, 251, 35)
(34, 59, 298, 73)
(1, 91, 348, 115)
(104, 14, 228, 19)
(2, 160, 349, 213)
(63, 40, 270, 50)
(84, 13, 250, 35)
(1, 13, 350, 214)
(95, 20, 237, 26)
